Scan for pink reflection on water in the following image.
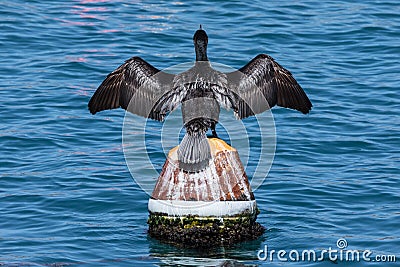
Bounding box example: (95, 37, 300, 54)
(71, 5, 108, 20)
(100, 145, 123, 153)
(70, 85, 92, 97)
(55, 17, 95, 26)
(84, 48, 107, 53)
(101, 29, 120, 33)
(66, 56, 87, 62)
(72, 5, 108, 12)
(79, 0, 110, 3)
(68, 0, 114, 22)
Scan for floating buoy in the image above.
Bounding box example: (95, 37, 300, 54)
(148, 138, 264, 247)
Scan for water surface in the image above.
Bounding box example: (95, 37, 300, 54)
(0, 1, 399, 266)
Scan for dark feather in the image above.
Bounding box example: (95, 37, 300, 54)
(88, 56, 175, 121)
(228, 54, 312, 119)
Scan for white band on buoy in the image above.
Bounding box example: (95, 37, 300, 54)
(148, 198, 257, 217)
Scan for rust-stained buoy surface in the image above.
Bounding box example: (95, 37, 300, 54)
(148, 138, 264, 247)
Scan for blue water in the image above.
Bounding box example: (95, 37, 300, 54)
(1, 1, 399, 266)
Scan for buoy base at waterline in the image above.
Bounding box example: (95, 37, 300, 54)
(148, 211, 264, 248)
(147, 138, 265, 247)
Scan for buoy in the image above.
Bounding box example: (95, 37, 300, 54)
(148, 138, 264, 247)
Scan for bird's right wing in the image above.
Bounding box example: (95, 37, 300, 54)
(227, 54, 312, 119)
(88, 56, 175, 121)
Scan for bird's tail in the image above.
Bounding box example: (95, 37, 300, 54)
(177, 133, 211, 172)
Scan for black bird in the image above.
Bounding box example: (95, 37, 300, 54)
(88, 26, 312, 172)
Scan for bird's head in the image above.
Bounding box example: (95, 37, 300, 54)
(193, 25, 208, 46)
(193, 25, 208, 61)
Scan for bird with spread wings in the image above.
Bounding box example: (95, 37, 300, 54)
(88, 27, 312, 172)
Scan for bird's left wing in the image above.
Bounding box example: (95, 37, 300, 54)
(88, 56, 175, 121)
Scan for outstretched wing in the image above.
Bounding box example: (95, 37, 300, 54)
(88, 56, 175, 121)
(228, 54, 312, 119)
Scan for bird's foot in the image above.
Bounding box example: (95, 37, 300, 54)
(211, 129, 219, 139)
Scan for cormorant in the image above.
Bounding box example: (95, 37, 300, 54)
(88, 26, 312, 172)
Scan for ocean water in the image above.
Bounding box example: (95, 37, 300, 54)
(1, 0, 399, 266)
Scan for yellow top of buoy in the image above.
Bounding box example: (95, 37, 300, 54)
(168, 138, 235, 160)
(208, 138, 235, 153)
